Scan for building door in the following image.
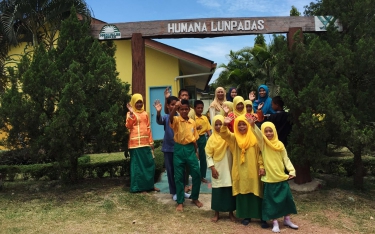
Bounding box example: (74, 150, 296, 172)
(149, 86, 168, 140)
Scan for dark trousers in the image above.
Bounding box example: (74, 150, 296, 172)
(164, 152, 176, 194)
(197, 135, 207, 179)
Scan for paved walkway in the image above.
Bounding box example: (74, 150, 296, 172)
(155, 167, 212, 194)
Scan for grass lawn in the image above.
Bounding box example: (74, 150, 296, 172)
(0, 149, 374, 233)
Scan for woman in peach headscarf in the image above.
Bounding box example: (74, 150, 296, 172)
(209, 87, 226, 121)
(126, 93, 159, 193)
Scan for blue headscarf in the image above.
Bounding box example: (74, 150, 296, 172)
(226, 87, 236, 102)
(252, 85, 275, 115)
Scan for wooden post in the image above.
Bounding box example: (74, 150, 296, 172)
(287, 27, 303, 49)
(131, 33, 146, 109)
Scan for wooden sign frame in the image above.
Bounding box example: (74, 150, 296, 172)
(91, 16, 341, 103)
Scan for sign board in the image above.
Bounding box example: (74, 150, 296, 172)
(94, 16, 342, 40)
(314, 16, 343, 32)
(93, 16, 318, 40)
(98, 24, 121, 40)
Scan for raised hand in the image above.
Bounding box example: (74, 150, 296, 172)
(164, 87, 171, 99)
(249, 91, 256, 101)
(126, 103, 134, 116)
(223, 104, 230, 115)
(246, 114, 255, 126)
(175, 100, 181, 109)
(224, 116, 233, 125)
(153, 99, 162, 112)
(258, 102, 264, 110)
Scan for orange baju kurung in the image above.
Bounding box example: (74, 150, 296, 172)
(125, 94, 155, 192)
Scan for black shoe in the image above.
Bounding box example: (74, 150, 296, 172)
(261, 220, 270, 228)
(241, 218, 251, 226)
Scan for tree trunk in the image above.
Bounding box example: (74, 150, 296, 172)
(294, 161, 312, 184)
(353, 150, 364, 190)
(69, 155, 79, 183)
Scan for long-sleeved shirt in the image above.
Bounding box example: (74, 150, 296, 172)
(219, 126, 264, 197)
(252, 126, 296, 183)
(125, 111, 153, 149)
(156, 114, 175, 152)
(206, 146, 233, 188)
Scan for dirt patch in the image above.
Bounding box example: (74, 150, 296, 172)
(153, 193, 351, 234)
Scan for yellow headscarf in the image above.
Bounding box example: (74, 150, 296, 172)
(261, 122, 285, 151)
(233, 115, 257, 164)
(233, 96, 246, 117)
(130, 93, 144, 113)
(244, 100, 254, 114)
(205, 115, 227, 162)
(209, 87, 226, 112)
(223, 101, 233, 111)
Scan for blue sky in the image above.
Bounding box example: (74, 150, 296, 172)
(85, 0, 313, 82)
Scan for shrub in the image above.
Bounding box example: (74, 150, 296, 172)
(0, 149, 165, 182)
(314, 156, 375, 177)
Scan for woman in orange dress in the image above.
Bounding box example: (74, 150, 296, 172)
(126, 93, 159, 193)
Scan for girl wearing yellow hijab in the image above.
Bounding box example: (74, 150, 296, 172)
(250, 121, 298, 232)
(125, 93, 159, 193)
(220, 114, 268, 227)
(224, 96, 246, 132)
(205, 115, 236, 222)
(244, 100, 265, 123)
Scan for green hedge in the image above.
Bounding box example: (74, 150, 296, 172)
(0, 160, 129, 181)
(315, 156, 375, 177)
(0, 149, 165, 182)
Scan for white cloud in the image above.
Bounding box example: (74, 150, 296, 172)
(196, 0, 311, 17)
(185, 42, 231, 62)
(182, 41, 241, 83)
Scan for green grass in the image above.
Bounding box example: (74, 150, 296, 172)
(83, 152, 125, 163)
(1, 175, 374, 234)
(1, 148, 374, 233)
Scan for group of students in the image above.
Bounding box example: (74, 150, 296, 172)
(125, 85, 297, 233)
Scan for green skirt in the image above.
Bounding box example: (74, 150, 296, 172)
(211, 187, 236, 212)
(236, 193, 262, 219)
(262, 181, 297, 220)
(129, 147, 155, 193)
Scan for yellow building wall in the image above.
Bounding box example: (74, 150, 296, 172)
(145, 46, 179, 108)
(1, 40, 180, 147)
(113, 40, 179, 111)
(113, 40, 132, 84)
(8, 40, 180, 112)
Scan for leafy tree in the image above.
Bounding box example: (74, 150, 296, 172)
(0, 0, 91, 98)
(0, 0, 91, 48)
(290, 5, 301, 16)
(0, 7, 130, 182)
(213, 35, 278, 97)
(254, 34, 266, 47)
(274, 1, 375, 189)
(215, 48, 258, 97)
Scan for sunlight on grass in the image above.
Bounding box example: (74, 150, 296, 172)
(0, 173, 374, 233)
(84, 152, 124, 163)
